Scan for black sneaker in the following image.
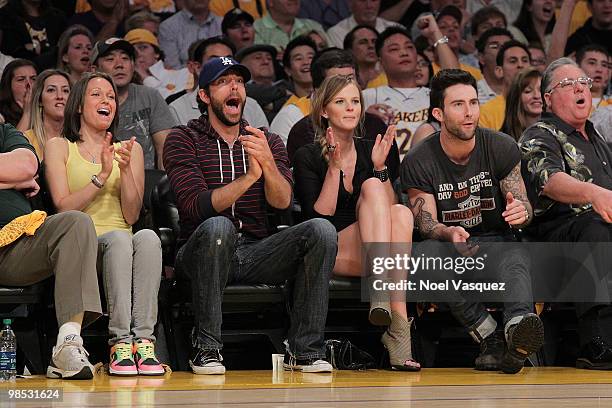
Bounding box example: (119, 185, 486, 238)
(283, 352, 333, 373)
(501, 313, 545, 374)
(576, 336, 612, 370)
(475, 330, 505, 371)
(189, 348, 225, 375)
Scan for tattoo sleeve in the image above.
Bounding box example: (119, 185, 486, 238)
(407, 195, 445, 240)
(500, 163, 533, 227)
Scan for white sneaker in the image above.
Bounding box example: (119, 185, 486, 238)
(46, 334, 95, 380)
(283, 353, 333, 373)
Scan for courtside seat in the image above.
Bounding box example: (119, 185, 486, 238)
(0, 281, 52, 374)
(151, 175, 367, 369)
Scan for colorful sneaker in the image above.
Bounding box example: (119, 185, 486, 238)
(109, 342, 138, 376)
(46, 334, 95, 380)
(133, 339, 165, 376)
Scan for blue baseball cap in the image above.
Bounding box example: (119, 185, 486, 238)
(198, 56, 251, 89)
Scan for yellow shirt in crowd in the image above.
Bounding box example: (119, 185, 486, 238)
(479, 95, 506, 131)
(66, 141, 131, 236)
(210, 0, 267, 19)
(23, 129, 43, 160)
(283, 95, 312, 117)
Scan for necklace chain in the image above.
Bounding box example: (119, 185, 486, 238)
(80, 144, 98, 164)
(388, 86, 422, 102)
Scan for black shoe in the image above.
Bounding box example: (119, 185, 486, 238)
(475, 330, 505, 371)
(501, 314, 545, 374)
(283, 352, 333, 373)
(189, 348, 225, 375)
(576, 336, 612, 370)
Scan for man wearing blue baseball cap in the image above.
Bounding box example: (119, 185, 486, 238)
(163, 57, 337, 375)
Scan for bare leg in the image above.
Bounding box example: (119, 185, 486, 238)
(356, 178, 393, 244)
(333, 178, 394, 276)
(389, 204, 414, 320)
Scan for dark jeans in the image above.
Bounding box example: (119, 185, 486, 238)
(419, 234, 534, 341)
(175, 216, 337, 359)
(542, 211, 612, 346)
(450, 234, 533, 340)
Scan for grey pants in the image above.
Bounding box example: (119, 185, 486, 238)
(0, 211, 102, 327)
(97, 229, 162, 345)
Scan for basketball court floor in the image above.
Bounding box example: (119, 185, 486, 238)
(3, 367, 612, 407)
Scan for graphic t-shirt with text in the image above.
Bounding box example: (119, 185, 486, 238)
(401, 128, 520, 235)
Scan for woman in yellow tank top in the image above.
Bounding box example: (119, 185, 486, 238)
(44, 72, 164, 377)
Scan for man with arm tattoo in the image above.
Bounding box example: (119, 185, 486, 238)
(401, 69, 543, 374)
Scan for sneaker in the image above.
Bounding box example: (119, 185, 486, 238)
(46, 334, 95, 380)
(133, 339, 165, 376)
(109, 342, 138, 376)
(501, 313, 545, 374)
(576, 336, 612, 370)
(283, 352, 333, 373)
(189, 348, 225, 375)
(474, 330, 505, 371)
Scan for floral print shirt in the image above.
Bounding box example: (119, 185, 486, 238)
(519, 113, 612, 233)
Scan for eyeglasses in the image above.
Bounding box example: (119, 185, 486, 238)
(546, 77, 593, 93)
(416, 60, 430, 68)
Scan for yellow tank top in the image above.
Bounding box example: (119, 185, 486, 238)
(66, 141, 131, 236)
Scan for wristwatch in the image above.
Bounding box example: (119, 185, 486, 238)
(373, 167, 389, 183)
(433, 35, 449, 48)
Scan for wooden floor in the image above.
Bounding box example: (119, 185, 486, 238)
(3, 368, 612, 407)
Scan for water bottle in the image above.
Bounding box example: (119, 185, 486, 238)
(0, 319, 16, 382)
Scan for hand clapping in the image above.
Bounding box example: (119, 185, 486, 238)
(371, 125, 395, 170)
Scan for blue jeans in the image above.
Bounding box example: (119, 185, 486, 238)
(175, 216, 337, 359)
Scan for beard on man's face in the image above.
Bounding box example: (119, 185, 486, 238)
(209, 96, 244, 126)
(444, 120, 477, 141)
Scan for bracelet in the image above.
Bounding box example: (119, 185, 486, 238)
(373, 167, 389, 183)
(91, 175, 104, 189)
(433, 35, 449, 48)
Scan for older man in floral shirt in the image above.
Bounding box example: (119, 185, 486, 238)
(520, 57, 612, 371)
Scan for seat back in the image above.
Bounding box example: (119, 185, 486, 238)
(151, 174, 180, 265)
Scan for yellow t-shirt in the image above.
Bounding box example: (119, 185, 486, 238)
(555, 0, 592, 38)
(479, 95, 506, 131)
(366, 72, 388, 89)
(66, 141, 131, 236)
(23, 129, 43, 160)
(210, 0, 267, 19)
(283, 95, 311, 116)
(433, 62, 483, 81)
